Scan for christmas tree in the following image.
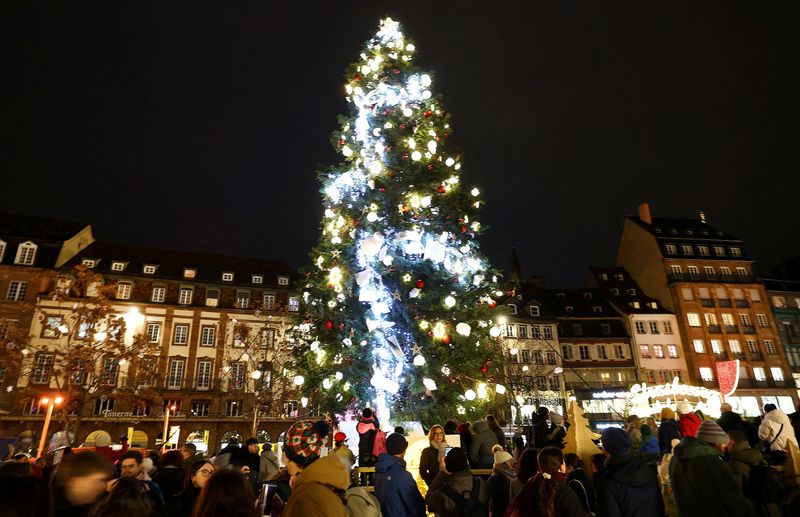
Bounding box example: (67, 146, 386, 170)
(290, 17, 506, 426)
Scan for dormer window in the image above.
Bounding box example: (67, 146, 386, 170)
(713, 246, 726, 257)
(730, 247, 742, 257)
(111, 261, 127, 272)
(143, 265, 157, 274)
(664, 244, 677, 255)
(252, 275, 263, 284)
(600, 273, 608, 281)
(222, 272, 234, 282)
(627, 288, 636, 295)
(592, 306, 603, 313)
(615, 273, 624, 281)
(583, 292, 592, 299)
(632, 301, 641, 309)
(610, 288, 620, 295)
(556, 293, 566, 301)
(529, 306, 540, 317)
(15, 242, 38, 265)
(649, 302, 658, 309)
(681, 245, 693, 255)
(0, 239, 6, 262)
(507, 304, 517, 315)
(565, 306, 574, 313)
(183, 268, 197, 279)
(278, 276, 290, 286)
(82, 259, 97, 268)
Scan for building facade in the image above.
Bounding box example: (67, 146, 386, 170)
(617, 204, 796, 416)
(763, 278, 800, 393)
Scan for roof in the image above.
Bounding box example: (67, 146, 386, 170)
(627, 215, 749, 260)
(589, 266, 672, 315)
(0, 213, 89, 242)
(62, 241, 298, 288)
(761, 277, 800, 294)
(538, 288, 629, 338)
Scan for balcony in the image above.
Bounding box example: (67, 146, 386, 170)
(724, 325, 738, 333)
(742, 325, 756, 334)
(750, 352, 764, 361)
(735, 299, 749, 308)
(735, 379, 795, 389)
(668, 272, 756, 284)
(714, 352, 729, 361)
(700, 298, 715, 307)
(707, 325, 722, 334)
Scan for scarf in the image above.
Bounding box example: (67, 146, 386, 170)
(431, 440, 447, 458)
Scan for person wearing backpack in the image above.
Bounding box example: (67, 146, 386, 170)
(669, 421, 754, 517)
(727, 430, 784, 517)
(374, 432, 425, 517)
(426, 447, 488, 517)
(357, 408, 380, 484)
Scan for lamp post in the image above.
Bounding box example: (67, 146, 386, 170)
(36, 395, 64, 460)
(161, 404, 176, 453)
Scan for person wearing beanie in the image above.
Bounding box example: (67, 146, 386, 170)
(486, 450, 515, 517)
(426, 447, 488, 516)
(658, 407, 682, 456)
(281, 420, 349, 517)
(594, 428, 664, 517)
(374, 432, 425, 517)
(331, 431, 356, 468)
(669, 420, 753, 517)
(676, 401, 702, 438)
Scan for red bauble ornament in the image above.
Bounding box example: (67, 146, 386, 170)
(324, 320, 334, 330)
(486, 360, 493, 367)
(449, 377, 457, 384)
(480, 366, 488, 374)
(354, 74, 362, 81)
(442, 335, 451, 344)
(312, 388, 319, 395)
(460, 226, 468, 233)
(437, 185, 446, 193)
(444, 132, 449, 138)
(402, 153, 409, 160)
(488, 299, 497, 308)
(379, 186, 386, 192)
(339, 323, 346, 331)
(392, 69, 400, 74)
(399, 124, 406, 129)
(427, 164, 434, 171)
(489, 376, 495, 382)
(423, 110, 432, 117)
(416, 279, 425, 289)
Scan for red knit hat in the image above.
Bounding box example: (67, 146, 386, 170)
(334, 432, 347, 442)
(283, 420, 330, 468)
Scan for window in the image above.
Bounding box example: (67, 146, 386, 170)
(183, 268, 197, 278)
(259, 328, 276, 348)
(93, 398, 115, 416)
(236, 291, 250, 309)
(771, 367, 784, 382)
(653, 345, 664, 358)
(82, 259, 96, 268)
(32, 353, 55, 384)
(599, 346, 610, 360)
(173, 324, 189, 345)
(584, 292, 593, 299)
(681, 288, 694, 300)
(143, 265, 157, 274)
(749, 289, 762, 302)
(529, 306, 540, 317)
(572, 324, 582, 336)
(579, 345, 590, 360)
(151, 286, 166, 303)
(721, 313, 734, 326)
(765, 340, 777, 355)
(15, 242, 37, 265)
(0, 240, 5, 262)
(663, 321, 673, 334)
(561, 345, 573, 360)
(740, 314, 752, 326)
(549, 376, 560, 391)
(101, 357, 118, 387)
(687, 313, 701, 327)
(681, 245, 694, 255)
(288, 296, 300, 311)
(700, 367, 714, 382)
(229, 362, 245, 389)
(204, 288, 219, 307)
(200, 326, 216, 347)
(713, 246, 726, 257)
(693, 339, 706, 353)
(565, 306, 574, 313)
(197, 360, 213, 389)
(593, 306, 603, 313)
(670, 265, 682, 274)
(191, 402, 209, 417)
(278, 276, 290, 286)
(601, 323, 611, 335)
(720, 266, 732, 277)
(0, 319, 17, 339)
(252, 275, 263, 284)
(263, 294, 276, 310)
(730, 247, 742, 257)
(640, 345, 651, 358)
(756, 314, 769, 328)
(698, 245, 710, 256)
(614, 344, 625, 359)
(282, 401, 299, 418)
(543, 326, 553, 339)
(668, 345, 678, 358)
(753, 367, 766, 382)
(178, 288, 193, 305)
(168, 359, 185, 389)
(136, 358, 155, 388)
(710, 339, 723, 354)
(509, 351, 519, 364)
(736, 267, 748, 279)
(546, 351, 556, 365)
(647, 321, 658, 334)
(632, 301, 641, 309)
(505, 325, 516, 338)
(704, 313, 717, 326)
(6, 281, 27, 301)
(518, 325, 528, 339)
(146, 322, 161, 343)
(42, 316, 64, 338)
(520, 350, 531, 363)
(222, 272, 234, 282)
(111, 261, 126, 271)
(665, 244, 677, 255)
(746, 339, 759, 353)
(611, 288, 620, 295)
(728, 339, 742, 354)
(687, 265, 698, 275)
(531, 325, 541, 338)
(116, 282, 132, 300)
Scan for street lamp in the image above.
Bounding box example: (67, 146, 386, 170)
(36, 395, 64, 459)
(161, 404, 177, 453)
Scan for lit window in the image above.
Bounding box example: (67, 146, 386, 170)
(687, 313, 701, 327)
(6, 281, 28, 301)
(15, 242, 37, 265)
(693, 339, 706, 353)
(168, 359, 185, 389)
(200, 326, 216, 347)
(668, 345, 678, 358)
(205, 288, 219, 307)
(713, 246, 726, 257)
(653, 345, 664, 358)
(765, 340, 776, 355)
(710, 339, 723, 354)
(730, 247, 742, 257)
(640, 345, 651, 358)
(263, 294, 276, 310)
(82, 259, 96, 268)
(687, 265, 698, 275)
(704, 313, 717, 326)
(222, 272, 234, 282)
(698, 245, 710, 256)
(746, 340, 759, 353)
(736, 267, 748, 279)
(146, 322, 161, 343)
(111, 262, 126, 272)
(753, 367, 766, 382)
(197, 361, 213, 389)
(681, 245, 693, 255)
(178, 288, 193, 305)
(508, 304, 517, 315)
(278, 276, 290, 286)
(143, 265, 157, 274)
(252, 275, 263, 284)
(756, 314, 769, 328)
(699, 367, 714, 381)
(720, 266, 732, 277)
(670, 265, 682, 274)
(236, 291, 250, 309)
(740, 314, 751, 326)
(0, 240, 5, 262)
(288, 296, 300, 312)
(173, 324, 189, 345)
(151, 286, 166, 303)
(518, 325, 528, 338)
(529, 306, 540, 316)
(665, 244, 677, 255)
(183, 268, 197, 279)
(543, 326, 553, 339)
(116, 282, 132, 300)
(728, 339, 741, 354)
(721, 313, 734, 326)
(770, 367, 784, 382)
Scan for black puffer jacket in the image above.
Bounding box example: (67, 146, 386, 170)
(594, 454, 665, 517)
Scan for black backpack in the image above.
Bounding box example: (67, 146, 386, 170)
(440, 477, 487, 517)
(742, 461, 788, 504)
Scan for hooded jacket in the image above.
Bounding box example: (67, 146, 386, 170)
(717, 410, 744, 432)
(357, 416, 379, 463)
(657, 419, 681, 455)
(469, 421, 500, 468)
(669, 437, 753, 517)
(258, 447, 281, 483)
(678, 413, 702, 438)
(594, 453, 664, 517)
(486, 463, 515, 517)
(282, 455, 349, 517)
(374, 453, 426, 517)
(758, 408, 798, 451)
(506, 472, 591, 517)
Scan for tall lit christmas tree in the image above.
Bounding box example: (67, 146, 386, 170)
(291, 18, 506, 426)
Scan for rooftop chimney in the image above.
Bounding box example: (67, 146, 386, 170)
(638, 203, 652, 224)
(699, 210, 706, 223)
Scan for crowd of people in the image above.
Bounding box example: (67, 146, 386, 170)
(1, 403, 799, 517)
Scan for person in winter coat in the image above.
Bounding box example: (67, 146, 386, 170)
(638, 424, 660, 462)
(281, 420, 349, 517)
(92, 433, 129, 471)
(505, 447, 591, 517)
(330, 432, 356, 469)
(374, 433, 426, 517)
(356, 408, 380, 469)
(669, 421, 753, 517)
(594, 427, 664, 517)
(426, 447, 489, 517)
(165, 460, 213, 517)
(419, 424, 447, 487)
(509, 447, 538, 503)
(658, 408, 682, 456)
(625, 415, 642, 447)
(717, 403, 744, 432)
(658, 439, 680, 517)
(758, 403, 798, 452)
(532, 407, 552, 449)
(486, 415, 505, 448)
(217, 438, 243, 469)
(546, 413, 567, 449)
(52, 452, 112, 517)
(470, 420, 500, 469)
(258, 442, 281, 484)
(676, 402, 702, 438)
(486, 450, 515, 517)
(180, 443, 205, 469)
(565, 452, 596, 514)
(726, 430, 781, 517)
(151, 450, 187, 500)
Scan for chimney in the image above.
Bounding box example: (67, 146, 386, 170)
(638, 203, 652, 224)
(699, 210, 706, 223)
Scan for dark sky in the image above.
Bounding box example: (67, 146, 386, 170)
(3, 2, 799, 287)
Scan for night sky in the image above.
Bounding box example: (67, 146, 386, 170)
(3, 2, 799, 286)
